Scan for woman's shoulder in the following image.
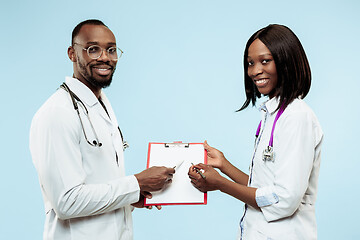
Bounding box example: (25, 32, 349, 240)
(282, 98, 323, 139)
(285, 98, 317, 118)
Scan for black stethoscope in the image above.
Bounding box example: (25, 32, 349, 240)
(60, 82, 129, 150)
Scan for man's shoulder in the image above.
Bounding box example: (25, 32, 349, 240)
(32, 88, 76, 124)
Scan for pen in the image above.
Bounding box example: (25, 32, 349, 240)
(191, 163, 206, 179)
(173, 159, 185, 170)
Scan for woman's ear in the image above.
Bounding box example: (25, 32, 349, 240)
(67, 46, 76, 62)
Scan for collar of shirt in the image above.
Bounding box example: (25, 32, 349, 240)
(65, 76, 101, 107)
(258, 97, 281, 115)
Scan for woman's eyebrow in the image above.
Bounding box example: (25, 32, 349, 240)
(247, 53, 272, 59)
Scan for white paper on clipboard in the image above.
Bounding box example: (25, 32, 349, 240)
(144, 142, 207, 206)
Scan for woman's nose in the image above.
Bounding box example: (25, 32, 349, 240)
(249, 63, 263, 77)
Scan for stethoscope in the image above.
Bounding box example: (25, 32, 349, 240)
(60, 82, 129, 150)
(255, 105, 285, 162)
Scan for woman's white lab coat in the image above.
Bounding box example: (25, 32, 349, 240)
(239, 97, 323, 240)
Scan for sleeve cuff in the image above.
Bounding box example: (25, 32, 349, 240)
(256, 186, 279, 207)
(108, 175, 140, 205)
(124, 175, 141, 204)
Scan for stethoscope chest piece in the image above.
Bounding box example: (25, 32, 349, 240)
(262, 146, 274, 162)
(257, 105, 286, 163)
(123, 141, 129, 150)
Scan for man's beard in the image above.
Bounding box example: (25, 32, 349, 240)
(78, 59, 115, 89)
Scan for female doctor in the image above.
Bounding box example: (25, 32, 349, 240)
(189, 24, 323, 240)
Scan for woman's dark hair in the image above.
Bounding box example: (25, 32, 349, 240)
(71, 19, 108, 46)
(239, 24, 311, 111)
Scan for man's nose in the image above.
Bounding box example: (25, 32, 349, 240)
(97, 49, 111, 62)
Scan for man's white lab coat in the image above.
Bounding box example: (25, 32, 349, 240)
(30, 77, 140, 240)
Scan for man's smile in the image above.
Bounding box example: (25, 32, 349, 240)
(91, 64, 113, 76)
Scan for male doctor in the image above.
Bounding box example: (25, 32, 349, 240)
(29, 19, 175, 240)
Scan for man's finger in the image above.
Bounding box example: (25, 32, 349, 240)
(141, 191, 152, 199)
(165, 167, 176, 174)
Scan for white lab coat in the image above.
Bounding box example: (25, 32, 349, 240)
(239, 97, 323, 240)
(30, 77, 140, 240)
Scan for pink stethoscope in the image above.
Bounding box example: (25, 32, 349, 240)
(255, 105, 286, 162)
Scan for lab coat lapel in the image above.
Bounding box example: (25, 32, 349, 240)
(65, 77, 112, 125)
(96, 103, 113, 125)
(265, 97, 281, 116)
(98, 92, 117, 126)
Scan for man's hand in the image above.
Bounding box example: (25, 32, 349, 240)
(131, 191, 162, 210)
(134, 166, 175, 193)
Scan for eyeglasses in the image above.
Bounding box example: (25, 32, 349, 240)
(73, 43, 123, 61)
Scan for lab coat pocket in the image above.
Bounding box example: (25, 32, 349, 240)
(247, 229, 273, 240)
(262, 158, 276, 178)
(256, 229, 297, 240)
(70, 214, 117, 240)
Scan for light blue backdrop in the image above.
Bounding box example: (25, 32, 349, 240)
(1, 0, 359, 239)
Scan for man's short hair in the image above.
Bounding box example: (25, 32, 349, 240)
(71, 19, 108, 45)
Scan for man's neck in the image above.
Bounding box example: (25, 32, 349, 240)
(73, 75, 102, 98)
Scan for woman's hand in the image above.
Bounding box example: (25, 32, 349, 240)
(188, 163, 223, 192)
(204, 140, 227, 171)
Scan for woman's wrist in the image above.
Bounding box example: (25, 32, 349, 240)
(212, 173, 227, 191)
(218, 157, 230, 173)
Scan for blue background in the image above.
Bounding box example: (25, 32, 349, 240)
(1, 0, 359, 239)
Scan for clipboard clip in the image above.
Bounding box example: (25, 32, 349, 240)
(164, 141, 189, 148)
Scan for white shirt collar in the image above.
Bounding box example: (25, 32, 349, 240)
(65, 76, 100, 107)
(259, 97, 280, 115)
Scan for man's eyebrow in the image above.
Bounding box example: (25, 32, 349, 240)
(86, 41, 117, 45)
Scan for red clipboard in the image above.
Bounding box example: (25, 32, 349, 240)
(144, 142, 207, 206)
